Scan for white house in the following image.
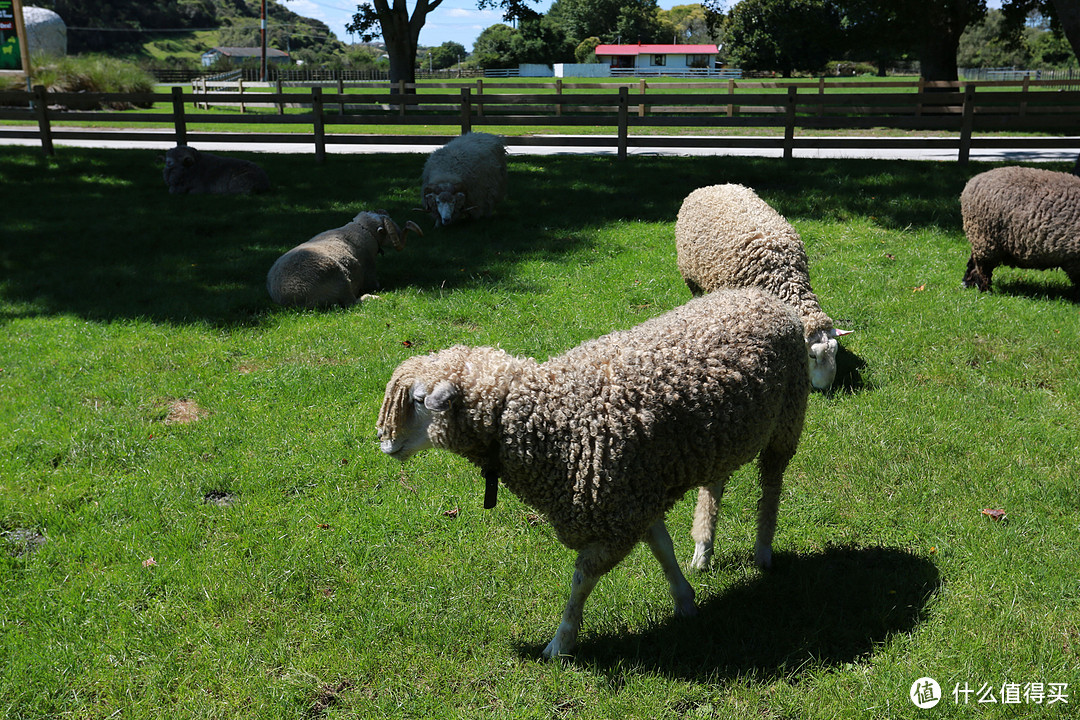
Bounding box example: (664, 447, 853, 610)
(594, 43, 720, 72)
(201, 46, 291, 68)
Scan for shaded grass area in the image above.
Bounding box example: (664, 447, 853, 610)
(1, 148, 1078, 719)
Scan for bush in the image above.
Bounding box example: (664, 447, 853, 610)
(28, 55, 157, 109)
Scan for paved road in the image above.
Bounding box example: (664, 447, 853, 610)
(2, 127, 1077, 163)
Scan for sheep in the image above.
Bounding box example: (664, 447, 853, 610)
(163, 145, 270, 195)
(267, 210, 422, 308)
(959, 165, 1080, 292)
(420, 132, 507, 226)
(675, 183, 851, 391)
(377, 287, 810, 659)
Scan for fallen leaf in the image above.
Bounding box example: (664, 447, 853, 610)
(981, 508, 1007, 521)
(142, 557, 158, 568)
(913, 284, 926, 292)
(443, 508, 460, 518)
(402, 340, 413, 348)
(318, 523, 332, 530)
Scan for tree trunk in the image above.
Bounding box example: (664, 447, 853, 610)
(1050, 0, 1080, 64)
(374, 0, 442, 91)
(917, 36, 960, 82)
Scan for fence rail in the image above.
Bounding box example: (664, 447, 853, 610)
(2, 80, 1079, 162)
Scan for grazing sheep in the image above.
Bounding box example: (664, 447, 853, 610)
(420, 132, 507, 226)
(960, 165, 1080, 292)
(267, 210, 422, 308)
(163, 145, 270, 195)
(675, 183, 851, 391)
(377, 288, 810, 659)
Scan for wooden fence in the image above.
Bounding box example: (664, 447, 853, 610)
(2, 80, 1079, 163)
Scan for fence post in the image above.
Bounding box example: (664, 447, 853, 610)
(1020, 74, 1029, 117)
(171, 85, 187, 147)
(398, 79, 407, 117)
(312, 86, 326, 164)
(638, 79, 647, 117)
(783, 86, 797, 160)
(818, 76, 825, 117)
(916, 76, 925, 117)
(460, 87, 472, 134)
(555, 78, 563, 117)
(727, 78, 735, 117)
(476, 78, 484, 118)
(617, 85, 629, 161)
(32, 85, 54, 157)
(238, 76, 245, 113)
(338, 77, 345, 116)
(276, 78, 285, 115)
(958, 83, 974, 164)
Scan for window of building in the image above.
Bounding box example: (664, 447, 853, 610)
(652, 54, 666, 66)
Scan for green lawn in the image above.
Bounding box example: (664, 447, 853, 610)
(1, 148, 1078, 719)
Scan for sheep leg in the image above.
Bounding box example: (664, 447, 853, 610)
(690, 476, 728, 571)
(542, 545, 626, 660)
(645, 519, 697, 616)
(962, 255, 993, 292)
(754, 451, 791, 570)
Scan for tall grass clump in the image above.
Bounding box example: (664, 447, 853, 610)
(25, 54, 155, 108)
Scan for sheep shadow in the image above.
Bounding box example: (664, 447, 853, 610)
(829, 346, 871, 395)
(514, 545, 939, 682)
(991, 279, 1080, 304)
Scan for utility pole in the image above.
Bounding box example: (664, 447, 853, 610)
(260, 0, 268, 82)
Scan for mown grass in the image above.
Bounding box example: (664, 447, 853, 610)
(1, 148, 1078, 719)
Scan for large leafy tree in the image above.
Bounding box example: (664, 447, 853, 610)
(1000, 0, 1080, 65)
(348, 0, 537, 86)
(547, 0, 662, 45)
(724, 0, 842, 77)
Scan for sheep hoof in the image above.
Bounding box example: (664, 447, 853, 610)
(690, 542, 712, 572)
(541, 638, 571, 662)
(675, 599, 699, 617)
(755, 544, 773, 570)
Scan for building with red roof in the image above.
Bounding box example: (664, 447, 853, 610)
(594, 43, 720, 73)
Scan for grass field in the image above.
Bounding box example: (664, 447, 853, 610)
(1, 147, 1078, 719)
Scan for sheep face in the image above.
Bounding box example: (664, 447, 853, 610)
(162, 146, 200, 191)
(807, 328, 850, 391)
(377, 379, 442, 460)
(423, 187, 467, 227)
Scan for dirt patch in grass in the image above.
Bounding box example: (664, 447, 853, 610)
(162, 399, 209, 425)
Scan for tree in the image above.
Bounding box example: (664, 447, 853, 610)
(575, 36, 602, 63)
(1001, 0, 1080, 67)
(348, 0, 537, 86)
(658, 5, 721, 45)
(429, 41, 466, 70)
(510, 16, 575, 65)
(724, 0, 842, 77)
(547, 0, 662, 45)
(472, 23, 518, 68)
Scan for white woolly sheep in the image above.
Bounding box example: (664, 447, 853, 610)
(377, 287, 810, 659)
(163, 145, 270, 195)
(675, 183, 851, 391)
(267, 210, 422, 308)
(960, 165, 1080, 292)
(420, 132, 507, 226)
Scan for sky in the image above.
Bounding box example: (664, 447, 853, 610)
(286, 0, 1005, 53)
(285, 0, 683, 51)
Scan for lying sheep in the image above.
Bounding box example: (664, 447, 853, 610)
(378, 287, 810, 659)
(267, 210, 422, 308)
(960, 165, 1080, 292)
(420, 132, 507, 226)
(163, 145, 270, 195)
(675, 183, 850, 391)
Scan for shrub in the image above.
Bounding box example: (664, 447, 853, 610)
(28, 54, 156, 109)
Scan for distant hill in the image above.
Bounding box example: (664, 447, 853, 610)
(30, 0, 342, 61)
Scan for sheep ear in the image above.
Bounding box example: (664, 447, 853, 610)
(425, 380, 458, 411)
(829, 328, 853, 338)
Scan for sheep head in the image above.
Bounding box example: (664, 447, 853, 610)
(806, 327, 852, 391)
(377, 346, 518, 462)
(422, 183, 467, 227)
(352, 210, 423, 253)
(162, 145, 200, 191)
